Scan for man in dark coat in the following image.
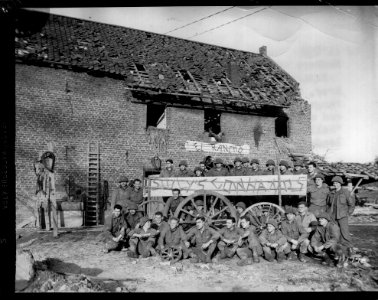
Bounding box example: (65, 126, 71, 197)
(110, 176, 130, 210)
(159, 159, 175, 177)
(164, 188, 185, 217)
(246, 159, 263, 176)
(206, 158, 229, 176)
(175, 160, 193, 177)
(229, 157, 246, 176)
(279, 160, 293, 175)
(217, 217, 244, 259)
(307, 174, 330, 217)
(326, 176, 355, 251)
(124, 202, 143, 230)
(127, 216, 158, 258)
(261, 159, 276, 175)
(125, 178, 144, 209)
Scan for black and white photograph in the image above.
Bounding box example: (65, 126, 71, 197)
(8, 4, 378, 293)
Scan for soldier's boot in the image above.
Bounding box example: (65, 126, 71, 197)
(127, 244, 138, 258)
(237, 258, 251, 266)
(321, 253, 334, 267)
(252, 250, 260, 263)
(298, 252, 307, 263)
(276, 252, 285, 263)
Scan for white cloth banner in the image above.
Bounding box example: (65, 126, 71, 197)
(184, 140, 250, 155)
(144, 175, 307, 197)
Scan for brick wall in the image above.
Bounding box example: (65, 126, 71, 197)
(15, 64, 311, 224)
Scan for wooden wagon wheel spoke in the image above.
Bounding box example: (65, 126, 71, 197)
(203, 193, 207, 213)
(190, 198, 199, 212)
(172, 248, 181, 256)
(212, 206, 229, 218)
(179, 209, 194, 216)
(210, 197, 219, 213)
(211, 219, 228, 223)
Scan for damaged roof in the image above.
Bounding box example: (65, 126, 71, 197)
(15, 9, 303, 110)
(316, 161, 378, 181)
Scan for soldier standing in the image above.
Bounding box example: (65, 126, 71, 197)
(110, 176, 130, 210)
(176, 160, 193, 177)
(307, 174, 329, 217)
(206, 158, 229, 176)
(159, 159, 175, 177)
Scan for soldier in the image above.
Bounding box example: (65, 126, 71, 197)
(296, 201, 317, 234)
(307, 174, 330, 217)
(159, 159, 175, 177)
(259, 219, 290, 263)
(124, 202, 144, 230)
(151, 211, 169, 234)
(236, 215, 263, 265)
(307, 220, 319, 254)
(206, 158, 229, 176)
(100, 204, 128, 253)
(229, 157, 246, 176)
(125, 178, 143, 208)
(279, 160, 293, 175)
(235, 202, 246, 220)
(217, 217, 244, 260)
(158, 217, 190, 259)
(293, 161, 306, 175)
(281, 207, 309, 262)
(247, 159, 262, 176)
(326, 176, 355, 253)
(164, 188, 185, 217)
(110, 176, 130, 210)
(261, 159, 276, 175)
(199, 161, 208, 175)
(310, 212, 344, 267)
(176, 160, 193, 177)
(186, 216, 220, 263)
(306, 162, 319, 189)
(127, 216, 157, 258)
(241, 157, 250, 170)
(193, 199, 204, 217)
(193, 166, 204, 177)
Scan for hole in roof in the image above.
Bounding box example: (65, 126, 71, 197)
(135, 64, 146, 72)
(179, 70, 192, 82)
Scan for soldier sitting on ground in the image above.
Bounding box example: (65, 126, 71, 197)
(236, 215, 263, 266)
(176, 160, 193, 177)
(151, 211, 169, 234)
(217, 217, 244, 260)
(186, 216, 220, 263)
(259, 219, 290, 263)
(164, 188, 185, 217)
(280, 207, 309, 262)
(127, 216, 157, 258)
(306, 220, 319, 254)
(124, 202, 144, 230)
(229, 157, 246, 176)
(100, 204, 128, 253)
(310, 212, 344, 267)
(158, 217, 190, 259)
(206, 158, 229, 177)
(296, 201, 317, 235)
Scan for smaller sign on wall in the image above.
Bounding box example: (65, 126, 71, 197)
(185, 140, 250, 155)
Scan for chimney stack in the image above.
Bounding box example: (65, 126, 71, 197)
(259, 46, 267, 56)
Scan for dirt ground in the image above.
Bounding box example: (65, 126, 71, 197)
(16, 218, 378, 292)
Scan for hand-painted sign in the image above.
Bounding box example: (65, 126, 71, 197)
(144, 175, 307, 197)
(185, 140, 250, 154)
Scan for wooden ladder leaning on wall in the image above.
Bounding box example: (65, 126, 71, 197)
(85, 142, 100, 226)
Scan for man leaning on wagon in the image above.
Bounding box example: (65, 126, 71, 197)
(247, 159, 263, 176)
(175, 160, 193, 177)
(206, 158, 229, 176)
(229, 157, 246, 176)
(261, 159, 276, 175)
(160, 159, 175, 177)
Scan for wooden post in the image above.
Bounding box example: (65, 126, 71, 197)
(47, 142, 58, 237)
(274, 138, 282, 207)
(351, 178, 363, 195)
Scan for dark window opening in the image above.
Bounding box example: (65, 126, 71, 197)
(204, 109, 221, 135)
(275, 116, 289, 137)
(179, 70, 192, 82)
(146, 104, 166, 129)
(135, 64, 146, 72)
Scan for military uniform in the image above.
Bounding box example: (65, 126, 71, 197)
(326, 186, 355, 248)
(175, 169, 193, 177)
(217, 226, 244, 258)
(165, 196, 185, 216)
(128, 223, 158, 258)
(310, 219, 341, 254)
(100, 212, 128, 251)
(186, 225, 220, 262)
(125, 187, 144, 208)
(229, 166, 247, 176)
(295, 211, 317, 231)
(236, 225, 263, 264)
(159, 168, 175, 178)
(259, 226, 290, 261)
(281, 218, 309, 254)
(158, 225, 189, 258)
(111, 186, 130, 210)
(245, 168, 263, 176)
(206, 167, 229, 177)
(125, 211, 144, 229)
(308, 183, 329, 217)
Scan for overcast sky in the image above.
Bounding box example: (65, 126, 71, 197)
(30, 6, 378, 163)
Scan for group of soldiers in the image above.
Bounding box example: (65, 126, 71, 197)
(101, 157, 355, 268)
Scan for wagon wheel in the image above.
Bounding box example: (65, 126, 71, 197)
(138, 198, 166, 218)
(173, 190, 237, 231)
(160, 247, 182, 264)
(240, 202, 285, 235)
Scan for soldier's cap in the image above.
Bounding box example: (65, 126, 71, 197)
(179, 160, 188, 167)
(266, 159, 276, 166)
(193, 166, 203, 173)
(241, 157, 250, 163)
(317, 212, 331, 221)
(279, 160, 289, 167)
(331, 176, 343, 184)
(294, 161, 303, 167)
(250, 158, 260, 165)
(214, 158, 224, 165)
(128, 202, 138, 210)
(118, 176, 129, 183)
(314, 173, 325, 180)
(195, 199, 204, 206)
(234, 157, 242, 163)
(235, 202, 246, 210)
(166, 159, 173, 164)
(309, 221, 319, 227)
(266, 219, 278, 228)
(139, 216, 151, 227)
(285, 207, 296, 215)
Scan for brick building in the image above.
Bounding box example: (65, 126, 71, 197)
(15, 10, 311, 224)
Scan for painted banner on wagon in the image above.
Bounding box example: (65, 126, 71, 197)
(144, 175, 307, 197)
